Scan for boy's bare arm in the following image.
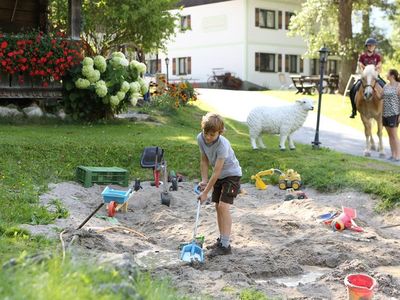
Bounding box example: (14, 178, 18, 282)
(200, 153, 209, 186)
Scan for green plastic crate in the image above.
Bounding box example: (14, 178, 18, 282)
(76, 166, 129, 188)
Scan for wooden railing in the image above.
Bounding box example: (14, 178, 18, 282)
(0, 72, 62, 99)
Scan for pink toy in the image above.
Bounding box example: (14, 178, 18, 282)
(331, 207, 364, 232)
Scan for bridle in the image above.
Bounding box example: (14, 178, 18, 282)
(360, 77, 378, 94)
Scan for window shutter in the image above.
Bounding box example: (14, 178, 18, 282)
(255, 52, 260, 71)
(255, 8, 260, 27)
(278, 11, 282, 29)
(300, 57, 304, 73)
(157, 59, 161, 73)
(187, 57, 192, 74)
(172, 58, 176, 75)
(285, 55, 289, 72)
(188, 15, 191, 29)
(278, 54, 282, 72)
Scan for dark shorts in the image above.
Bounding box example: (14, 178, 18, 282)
(383, 115, 400, 128)
(212, 176, 241, 204)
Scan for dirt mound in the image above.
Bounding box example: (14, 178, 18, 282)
(22, 181, 400, 299)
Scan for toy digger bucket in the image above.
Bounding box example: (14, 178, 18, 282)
(180, 241, 204, 263)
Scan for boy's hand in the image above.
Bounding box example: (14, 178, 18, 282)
(199, 181, 208, 191)
(198, 192, 208, 204)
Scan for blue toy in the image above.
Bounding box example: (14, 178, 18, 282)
(180, 186, 205, 264)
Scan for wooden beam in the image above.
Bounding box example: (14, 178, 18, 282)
(68, 0, 81, 40)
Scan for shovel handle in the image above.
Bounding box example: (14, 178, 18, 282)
(77, 202, 104, 229)
(193, 199, 201, 240)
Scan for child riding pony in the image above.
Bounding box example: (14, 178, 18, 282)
(349, 37, 385, 118)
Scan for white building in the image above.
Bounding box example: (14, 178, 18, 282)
(147, 0, 339, 89)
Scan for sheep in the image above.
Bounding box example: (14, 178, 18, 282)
(246, 99, 314, 150)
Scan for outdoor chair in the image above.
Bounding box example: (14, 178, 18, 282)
(278, 73, 290, 90)
(328, 74, 339, 94)
(290, 75, 315, 95)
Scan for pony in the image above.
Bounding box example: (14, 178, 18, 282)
(355, 64, 385, 157)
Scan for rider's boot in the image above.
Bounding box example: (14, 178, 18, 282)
(349, 84, 358, 118)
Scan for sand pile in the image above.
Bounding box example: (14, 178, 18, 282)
(21, 180, 400, 299)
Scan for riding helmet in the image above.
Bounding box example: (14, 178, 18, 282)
(365, 38, 377, 46)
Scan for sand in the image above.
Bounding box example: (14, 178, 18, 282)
(21, 180, 400, 300)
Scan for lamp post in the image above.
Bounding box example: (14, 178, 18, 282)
(312, 46, 329, 149)
(165, 57, 170, 84)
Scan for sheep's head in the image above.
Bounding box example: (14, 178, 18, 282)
(296, 99, 314, 111)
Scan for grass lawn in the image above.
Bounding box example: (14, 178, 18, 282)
(263, 90, 387, 137)
(0, 103, 399, 299)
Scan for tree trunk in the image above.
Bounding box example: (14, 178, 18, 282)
(362, 7, 371, 37)
(136, 49, 145, 63)
(338, 0, 356, 94)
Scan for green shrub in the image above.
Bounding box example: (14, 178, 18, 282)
(62, 52, 148, 120)
(240, 289, 269, 300)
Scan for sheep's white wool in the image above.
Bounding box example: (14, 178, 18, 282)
(247, 99, 314, 150)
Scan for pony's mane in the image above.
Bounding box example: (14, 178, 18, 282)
(363, 64, 377, 79)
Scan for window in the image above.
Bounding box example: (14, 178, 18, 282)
(180, 15, 191, 31)
(285, 12, 295, 30)
(147, 59, 161, 74)
(285, 55, 299, 73)
(310, 59, 318, 75)
(278, 54, 282, 72)
(327, 60, 338, 75)
(255, 9, 276, 29)
(255, 53, 276, 72)
(172, 57, 191, 75)
(310, 59, 339, 75)
(278, 11, 283, 29)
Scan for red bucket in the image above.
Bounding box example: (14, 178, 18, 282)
(344, 274, 377, 300)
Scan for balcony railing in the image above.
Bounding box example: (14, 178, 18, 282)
(0, 72, 62, 99)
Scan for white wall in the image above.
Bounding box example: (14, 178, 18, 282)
(246, 0, 308, 88)
(161, 0, 246, 82)
(159, 0, 309, 89)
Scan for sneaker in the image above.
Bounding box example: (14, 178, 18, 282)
(206, 238, 221, 250)
(207, 244, 232, 257)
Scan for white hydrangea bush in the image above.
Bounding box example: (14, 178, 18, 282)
(64, 51, 148, 120)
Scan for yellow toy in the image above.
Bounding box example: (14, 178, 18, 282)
(278, 169, 302, 190)
(251, 169, 302, 190)
(251, 169, 283, 190)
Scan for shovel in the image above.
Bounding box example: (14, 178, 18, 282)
(180, 199, 204, 264)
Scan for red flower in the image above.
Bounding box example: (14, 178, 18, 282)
(1, 41, 7, 49)
(1, 60, 7, 66)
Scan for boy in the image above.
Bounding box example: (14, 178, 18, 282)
(349, 37, 385, 118)
(197, 112, 242, 257)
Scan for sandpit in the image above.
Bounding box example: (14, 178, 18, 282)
(22, 180, 400, 299)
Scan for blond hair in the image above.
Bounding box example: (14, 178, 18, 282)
(201, 112, 225, 134)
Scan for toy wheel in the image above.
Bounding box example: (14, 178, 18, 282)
(279, 181, 287, 190)
(292, 181, 301, 190)
(108, 201, 117, 217)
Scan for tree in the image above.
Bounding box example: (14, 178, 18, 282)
(289, 0, 394, 93)
(49, 0, 180, 60)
